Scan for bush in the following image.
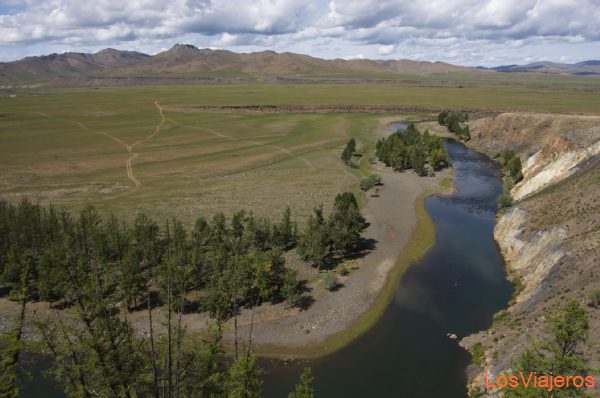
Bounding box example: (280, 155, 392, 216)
(360, 177, 376, 191)
(341, 138, 356, 164)
(322, 272, 338, 291)
(369, 173, 382, 185)
(589, 289, 600, 308)
(497, 192, 513, 208)
(497, 177, 514, 209)
(470, 342, 485, 366)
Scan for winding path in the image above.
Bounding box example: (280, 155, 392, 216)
(35, 101, 166, 197)
(166, 114, 315, 171)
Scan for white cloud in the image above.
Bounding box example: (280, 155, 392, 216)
(377, 44, 394, 55)
(0, 0, 599, 65)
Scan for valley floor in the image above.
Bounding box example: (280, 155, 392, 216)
(0, 117, 452, 359)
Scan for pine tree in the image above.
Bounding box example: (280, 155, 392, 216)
(289, 367, 315, 398)
(225, 353, 262, 398)
(297, 207, 332, 270)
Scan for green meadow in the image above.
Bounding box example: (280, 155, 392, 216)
(1, 76, 599, 222)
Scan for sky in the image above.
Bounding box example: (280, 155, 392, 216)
(0, 0, 599, 66)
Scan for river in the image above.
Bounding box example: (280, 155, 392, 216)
(260, 126, 513, 397)
(21, 125, 512, 397)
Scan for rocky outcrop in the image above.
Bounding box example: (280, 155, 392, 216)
(494, 208, 566, 306)
(462, 112, 600, 397)
(512, 138, 600, 201)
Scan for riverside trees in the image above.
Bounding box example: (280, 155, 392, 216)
(375, 123, 449, 176)
(497, 149, 523, 209)
(297, 192, 367, 270)
(438, 111, 471, 141)
(0, 194, 368, 397)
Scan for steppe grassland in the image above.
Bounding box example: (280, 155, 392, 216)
(0, 87, 383, 222)
(1, 76, 599, 222)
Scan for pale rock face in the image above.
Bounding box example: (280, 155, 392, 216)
(512, 139, 600, 201)
(494, 208, 566, 306)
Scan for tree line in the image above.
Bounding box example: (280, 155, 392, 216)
(375, 123, 450, 176)
(0, 197, 368, 397)
(437, 111, 471, 141)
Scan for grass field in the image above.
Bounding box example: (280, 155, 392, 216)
(1, 76, 599, 223)
(0, 87, 384, 222)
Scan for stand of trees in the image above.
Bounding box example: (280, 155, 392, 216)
(375, 123, 450, 176)
(0, 199, 324, 398)
(297, 192, 367, 270)
(438, 111, 471, 141)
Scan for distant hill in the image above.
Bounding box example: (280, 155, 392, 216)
(1, 44, 598, 87)
(485, 60, 600, 76)
(0, 44, 483, 86)
(0, 49, 149, 85)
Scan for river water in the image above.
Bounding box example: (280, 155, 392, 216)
(21, 125, 512, 397)
(260, 129, 513, 397)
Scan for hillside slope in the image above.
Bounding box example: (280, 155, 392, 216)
(0, 48, 149, 85)
(0, 44, 483, 86)
(461, 113, 600, 396)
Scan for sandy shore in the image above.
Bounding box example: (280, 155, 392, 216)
(224, 168, 450, 355)
(216, 118, 453, 356)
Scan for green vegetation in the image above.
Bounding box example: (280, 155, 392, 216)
(0, 196, 368, 397)
(360, 174, 382, 192)
(437, 111, 471, 141)
(2, 78, 599, 223)
(497, 150, 523, 209)
(0, 90, 381, 225)
(376, 123, 450, 176)
(288, 367, 314, 398)
(341, 138, 357, 165)
(323, 272, 339, 291)
(470, 342, 485, 366)
(297, 192, 367, 270)
(501, 150, 524, 183)
(504, 300, 592, 397)
(588, 289, 600, 308)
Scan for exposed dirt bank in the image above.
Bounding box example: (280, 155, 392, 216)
(457, 112, 600, 397)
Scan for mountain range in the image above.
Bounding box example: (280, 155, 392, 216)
(482, 60, 600, 75)
(1, 44, 598, 87)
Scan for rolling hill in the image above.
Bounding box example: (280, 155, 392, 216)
(1, 44, 598, 87)
(486, 60, 600, 75)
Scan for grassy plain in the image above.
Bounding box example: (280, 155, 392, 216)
(1, 75, 599, 223)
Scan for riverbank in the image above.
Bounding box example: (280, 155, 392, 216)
(216, 118, 454, 358)
(0, 117, 454, 361)
(231, 167, 452, 358)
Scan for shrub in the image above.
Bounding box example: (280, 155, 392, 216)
(470, 343, 485, 366)
(589, 289, 600, 308)
(322, 272, 338, 291)
(360, 177, 376, 191)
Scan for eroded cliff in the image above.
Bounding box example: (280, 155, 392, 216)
(461, 113, 600, 396)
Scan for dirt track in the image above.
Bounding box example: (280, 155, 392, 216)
(36, 100, 167, 197)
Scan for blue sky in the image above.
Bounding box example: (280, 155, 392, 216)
(0, 0, 599, 66)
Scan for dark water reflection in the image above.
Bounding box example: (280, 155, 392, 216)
(260, 139, 513, 397)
